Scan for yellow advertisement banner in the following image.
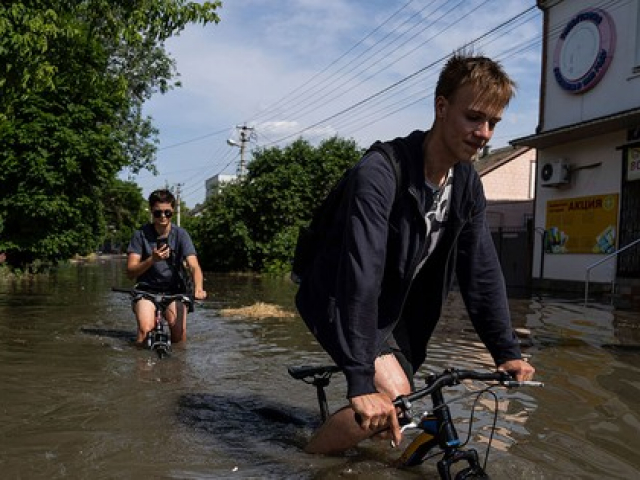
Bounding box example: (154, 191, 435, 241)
(545, 194, 619, 254)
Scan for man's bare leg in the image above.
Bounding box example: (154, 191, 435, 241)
(166, 300, 187, 343)
(134, 299, 155, 346)
(304, 354, 411, 454)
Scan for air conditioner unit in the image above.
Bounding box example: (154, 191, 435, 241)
(540, 159, 570, 187)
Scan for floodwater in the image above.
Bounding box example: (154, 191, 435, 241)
(0, 258, 639, 479)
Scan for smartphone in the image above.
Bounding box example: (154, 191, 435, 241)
(157, 237, 169, 250)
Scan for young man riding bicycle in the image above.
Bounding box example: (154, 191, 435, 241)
(126, 189, 207, 347)
(295, 52, 536, 454)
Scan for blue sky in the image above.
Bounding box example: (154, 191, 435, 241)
(125, 0, 543, 207)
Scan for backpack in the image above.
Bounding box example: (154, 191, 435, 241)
(290, 141, 403, 284)
(168, 227, 196, 311)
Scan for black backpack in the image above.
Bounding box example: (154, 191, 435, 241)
(168, 228, 196, 312)
(290, 141, 403, 284)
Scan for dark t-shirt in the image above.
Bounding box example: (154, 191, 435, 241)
(127, 223, 197, 292)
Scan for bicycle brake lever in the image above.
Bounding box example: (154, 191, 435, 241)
(400, 420, 418, 433)
(399, 409, 431, 433)
(392, 418, 417, 448)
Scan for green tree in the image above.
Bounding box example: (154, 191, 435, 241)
(0, 1, 221, 270)
(194, 137, 363, 273)
(190, 180, 254, 272)
(101, 179, 148, 253)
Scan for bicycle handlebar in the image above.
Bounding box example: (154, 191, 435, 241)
(111, 287, 193, 306)
(353, 368, 543, 427)
(394, 368, 544, 409)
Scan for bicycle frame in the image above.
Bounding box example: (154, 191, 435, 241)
(288, 365, 543, 479)
(396, 370, 502, 478)
(146, 298, 172, 358)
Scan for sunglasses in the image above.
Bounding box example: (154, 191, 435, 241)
(152, 209, 173, 218)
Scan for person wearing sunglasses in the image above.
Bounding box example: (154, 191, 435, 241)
(126, 189, 207, 347)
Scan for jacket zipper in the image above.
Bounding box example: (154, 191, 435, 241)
(380, 184, 426, 345)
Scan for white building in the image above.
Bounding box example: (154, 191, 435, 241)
(513, 0, 640, 294)
(205, 174, 237, 198)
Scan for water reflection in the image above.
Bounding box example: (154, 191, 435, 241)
(0, 259, 638, 479)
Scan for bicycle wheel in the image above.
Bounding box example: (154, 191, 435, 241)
(156, 347, 170, 359)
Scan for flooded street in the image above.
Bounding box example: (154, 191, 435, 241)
(1, 258, 639, 479)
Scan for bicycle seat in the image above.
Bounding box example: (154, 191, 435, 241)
(287, 364, 341, 380)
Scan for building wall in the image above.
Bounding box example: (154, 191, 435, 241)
(528, 1, 640, 286)
(486, 200, 534, 230)
(482, 149, 536, 201)
(542, 1, 640, 131)
(533, 132, 625, 283)
(205, 174, 237, 198)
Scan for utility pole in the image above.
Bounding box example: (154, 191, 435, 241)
(227, 124, 255, 177)
(175, 183, 183, 226)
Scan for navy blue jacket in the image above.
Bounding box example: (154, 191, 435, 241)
(296, 130, 522, 398)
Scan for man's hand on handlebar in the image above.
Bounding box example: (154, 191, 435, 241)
(497, 358, 535, 382)
(350, 392, 402, 448)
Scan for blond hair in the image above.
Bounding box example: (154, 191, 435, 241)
(435, 52, 516, 111)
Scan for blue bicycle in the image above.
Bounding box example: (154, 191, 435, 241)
(289, 365, 543, 479)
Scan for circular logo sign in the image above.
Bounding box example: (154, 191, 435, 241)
(553, 8, 616, 94)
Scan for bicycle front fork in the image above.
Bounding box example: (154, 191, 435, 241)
(146, 311, 171, 357)
(432, 390, 487, 479)
(438, 448, 487, 480)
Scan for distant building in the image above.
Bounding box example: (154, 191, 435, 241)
(473, 146, 537, 288)
(205, 174, 237, 198)
(475, 145, 536, 230)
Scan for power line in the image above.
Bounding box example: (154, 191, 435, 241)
(248, 0, 421, 125)
(261, 5, 538, 146)
(145, 0, 631, 208)
(262, 7, 536, 143)
(269, 0, 467, 124)
(328, 9, 541, 134)
(269, 1, 445, 122)
(332, 0, 623, 145)
(141, 1, 558, 206)
(157, 127, 230, 150)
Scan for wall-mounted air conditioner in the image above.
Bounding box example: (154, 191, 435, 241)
(540, 159, 570, 187)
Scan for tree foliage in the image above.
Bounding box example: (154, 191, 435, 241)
(101, 179, 149, 253)
(193, 137, 364, 273)
(0, 1, 221, 270)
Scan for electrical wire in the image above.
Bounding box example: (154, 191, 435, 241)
(248, 0, 424, 124)
(147, 0, 631, 205)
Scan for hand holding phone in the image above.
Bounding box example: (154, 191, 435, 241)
(157, 237, 169, 250)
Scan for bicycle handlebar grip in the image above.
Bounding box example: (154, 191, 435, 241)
(353, 412, 394, 428)
(354, 408, 411, 429)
